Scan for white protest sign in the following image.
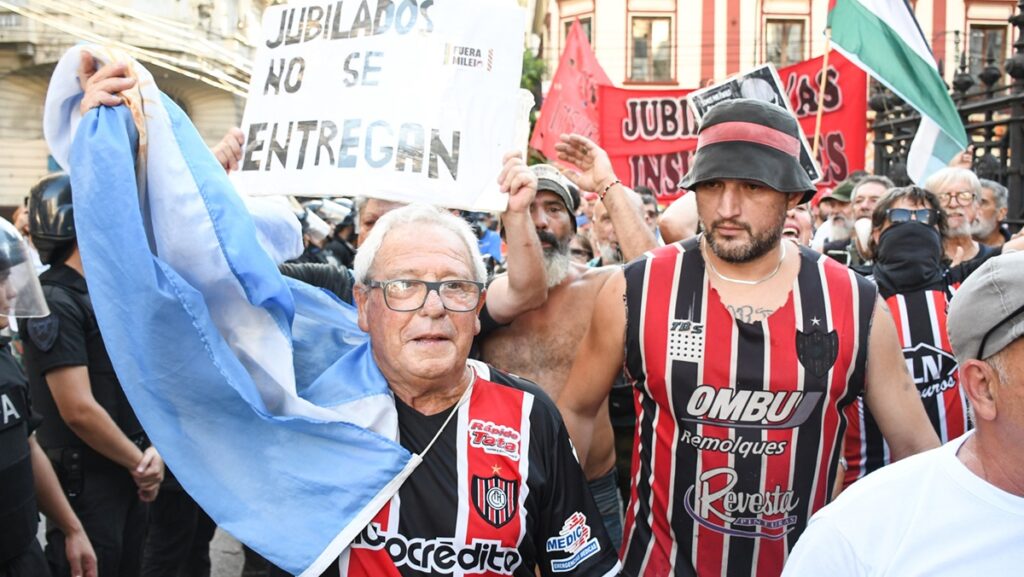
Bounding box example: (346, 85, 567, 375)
(233, 0, 524, 212)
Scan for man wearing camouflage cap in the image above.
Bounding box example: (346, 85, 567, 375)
(557, 98, 939, 576)
(783, 249, 1024, 576)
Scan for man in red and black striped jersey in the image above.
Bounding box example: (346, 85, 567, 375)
(336, 180, 621, 577)
(558, 99, 940, 577)
(842, 185, 1024, 487)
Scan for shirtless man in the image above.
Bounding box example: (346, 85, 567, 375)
(558, 99, 940, 576)
(479, 163, 624, 543)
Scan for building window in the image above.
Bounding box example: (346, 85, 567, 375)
(969, 25, 1007, 77)
(563, 16, 593, 44)
(765, 19, 804, 68)
(629, 16, 673, 82)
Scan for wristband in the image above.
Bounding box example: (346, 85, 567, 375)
(599, 179, 622, 201)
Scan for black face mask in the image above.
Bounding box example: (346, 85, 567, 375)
(873, 222, 945, 298)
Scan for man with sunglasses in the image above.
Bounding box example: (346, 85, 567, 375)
(842, 186, 1024, 488)
(783, 250, 1024, 577)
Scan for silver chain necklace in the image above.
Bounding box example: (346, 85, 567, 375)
(702, 236, 788, 286)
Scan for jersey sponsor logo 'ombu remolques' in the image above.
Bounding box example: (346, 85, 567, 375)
(681, 384, 823, 429)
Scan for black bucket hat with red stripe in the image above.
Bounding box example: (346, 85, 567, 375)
(679, 98, 817, 203)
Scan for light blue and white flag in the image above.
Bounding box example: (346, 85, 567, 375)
(43, 45, 417, 577)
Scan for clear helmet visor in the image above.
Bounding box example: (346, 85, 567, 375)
(0, 256, 49, 318)
(0, 218, 48, 318)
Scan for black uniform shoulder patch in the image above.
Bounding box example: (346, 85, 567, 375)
(28, 315, 60, 352)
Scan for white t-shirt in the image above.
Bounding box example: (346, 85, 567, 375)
(781, 432, 1024, 577)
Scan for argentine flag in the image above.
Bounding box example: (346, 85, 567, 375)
(43, 46, 417, 576)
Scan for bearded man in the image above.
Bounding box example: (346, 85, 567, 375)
(557, 99, 940, 576)
(480, 164, 624, 544)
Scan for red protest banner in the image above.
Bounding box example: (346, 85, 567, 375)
(598, 52, 867, 203)
(529, 20, 611, 161)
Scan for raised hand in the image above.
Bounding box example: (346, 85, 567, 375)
(77, 50, 136, 115)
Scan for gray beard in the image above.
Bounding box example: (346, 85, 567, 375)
(948, 221, 973, 238)
(597, 243, 623, 265)
(971, 216, 997, 239)
(544, 250, 571, 287)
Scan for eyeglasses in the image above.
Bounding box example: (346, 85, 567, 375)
(886, 208, 938, 226)
(366, 279, 484, 312)
(937, 190, 976, 205)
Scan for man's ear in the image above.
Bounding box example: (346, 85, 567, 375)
(960, 359, 999, 422)
(354, 285, 371, 332)
(786, 194, 803, 211)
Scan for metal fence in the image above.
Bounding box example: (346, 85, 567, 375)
(870, 0, 1024, 230)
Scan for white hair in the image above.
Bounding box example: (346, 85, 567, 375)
(353, 203, 487, 285)
(923, 167, 982, 202)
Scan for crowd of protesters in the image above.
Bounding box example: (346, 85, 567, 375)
(1, 49, 1023, 577)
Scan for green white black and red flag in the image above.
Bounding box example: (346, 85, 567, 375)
(828, 0, 968, 183)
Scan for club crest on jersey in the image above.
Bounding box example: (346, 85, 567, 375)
(545, 512, 601, 572)
(472, 474, 518, 528)
(903, 343, 958, 398)
(796, 328, 839, 377)
(469, 419, 521, 461)
(668, 318, 704, 363)
(681, 385, 823, 429)
(684, 467, 800, 540)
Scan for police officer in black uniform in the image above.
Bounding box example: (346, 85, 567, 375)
(0, 215, 97, 577)
(21, 173, 164, 577)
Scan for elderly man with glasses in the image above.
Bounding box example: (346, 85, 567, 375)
(345, 201, 621, 577)
(923, 167, 1001, 268)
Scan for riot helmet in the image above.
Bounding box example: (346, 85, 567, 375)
(29, 172, 76, 265)
(0, 217, 48, 317)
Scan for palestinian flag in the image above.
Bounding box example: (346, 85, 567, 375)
(828, 0, 968, 183)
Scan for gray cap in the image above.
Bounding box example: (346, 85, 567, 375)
(947, 250, 1024, 364)
(531, 164, 578, 212)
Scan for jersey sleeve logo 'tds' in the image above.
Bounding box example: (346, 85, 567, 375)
(472, 473, 518, 528)
(795, 328, 839, 377)
(28, 315, 59, 352)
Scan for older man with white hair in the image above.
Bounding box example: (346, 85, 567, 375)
(341, 203, 621, 577)
(924, 167, 1001, 268)
(782, 249, 1024, 577)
